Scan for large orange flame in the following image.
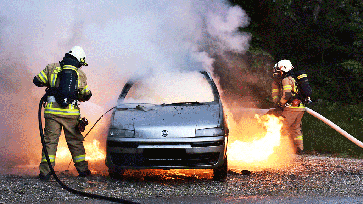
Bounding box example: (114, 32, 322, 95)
(85, 139, 106, 161)
(227, 110, 295, 171)
(56, 138, 106, 164)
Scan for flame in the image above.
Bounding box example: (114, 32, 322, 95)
(56, 142, 72, 161)
(55, 138, 106, 164)
(85, 139, 106, 161)
(227, 111, 295, 171)
(119, 169, 213, 180)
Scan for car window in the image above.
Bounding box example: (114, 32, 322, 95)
(124, 71, 215, 104)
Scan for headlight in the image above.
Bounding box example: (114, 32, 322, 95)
(195, 128, 224, 137)
(108, 128, 135, 138)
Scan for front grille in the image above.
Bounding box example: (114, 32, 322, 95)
(110, 151, 220, 167)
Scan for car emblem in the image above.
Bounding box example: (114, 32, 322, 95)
(162, 130, 168, 137)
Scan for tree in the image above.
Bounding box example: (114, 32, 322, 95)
(228, 0, 363, 65)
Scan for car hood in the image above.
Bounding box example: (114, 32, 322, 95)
(111, 102, 221, 138)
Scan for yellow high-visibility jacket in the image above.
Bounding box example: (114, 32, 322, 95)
(271, 76, 305, 111)
(34, 63, 92, 118)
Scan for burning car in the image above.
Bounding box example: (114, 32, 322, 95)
(105, 70, 229, 180)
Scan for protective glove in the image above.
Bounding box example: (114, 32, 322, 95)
(41, 87, 53, 108)
(77, 117, 89, 132)
(275, 102, 285, 111)
(41, 93, 48, 108)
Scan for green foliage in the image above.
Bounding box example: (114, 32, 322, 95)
(340, 60, 363, 75)
(248, 46, 274, 58)
(303, 60, 363, 104)
(229, 0, 363, 82)
(303, 102, 363, 157)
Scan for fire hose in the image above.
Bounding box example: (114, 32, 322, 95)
(38, 95, 138, 204)
(305, 107, 363, 149)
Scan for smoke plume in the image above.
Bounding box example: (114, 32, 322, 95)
(0, 0, 250, 173)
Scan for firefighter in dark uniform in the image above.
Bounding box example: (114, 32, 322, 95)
(33, 46, 92, 180)
(271, 60, 305, 154)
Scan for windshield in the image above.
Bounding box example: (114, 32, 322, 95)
(123, 71, 216, 104)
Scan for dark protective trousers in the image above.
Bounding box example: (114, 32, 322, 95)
(39, 114, 89, 176)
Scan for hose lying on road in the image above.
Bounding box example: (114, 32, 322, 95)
(305, 107, 363, 149)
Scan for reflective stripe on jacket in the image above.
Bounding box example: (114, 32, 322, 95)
(44, 102, 80, 115)
(272, 76, 305, 111)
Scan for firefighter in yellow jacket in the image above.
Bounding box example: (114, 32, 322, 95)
(33, 46, 92, 180)
(271, 60, 305, 153)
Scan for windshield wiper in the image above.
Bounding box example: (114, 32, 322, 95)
(161, 102, 204, 106)
(117, 103, 155, 110)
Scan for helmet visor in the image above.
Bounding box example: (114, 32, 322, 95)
(272, 66, 282, 78)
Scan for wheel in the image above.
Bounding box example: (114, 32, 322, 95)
(108, 168, 125, 179)
(213, 156, 227, 181)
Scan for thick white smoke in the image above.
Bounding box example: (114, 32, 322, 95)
(0, 0, 250, 169)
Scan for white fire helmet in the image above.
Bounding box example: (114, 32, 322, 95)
(68, 46, 88, 66)
(276, 59, 293, 72)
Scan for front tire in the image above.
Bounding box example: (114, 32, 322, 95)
(213, 156, 227, 181)
(108, 167, 125, 179)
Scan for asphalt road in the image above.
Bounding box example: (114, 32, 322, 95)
(1, 154, 363, 203)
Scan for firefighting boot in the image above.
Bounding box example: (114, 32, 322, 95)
(38, 172, 52, 181)
(78, 169, 91, 177)
(294, 136, 304, 155)
(75, 161, 91, 177)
